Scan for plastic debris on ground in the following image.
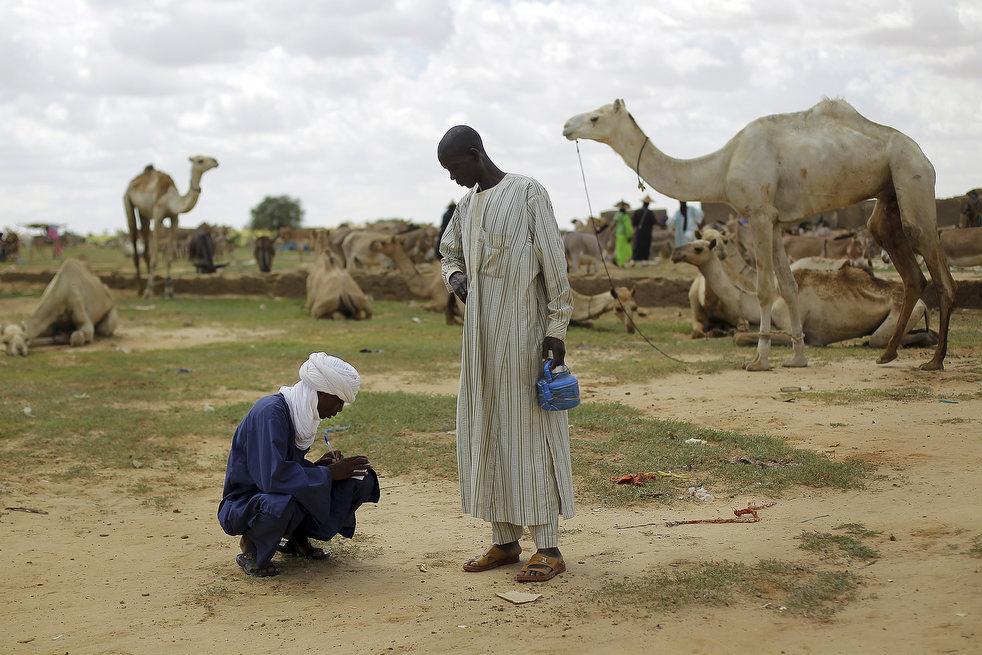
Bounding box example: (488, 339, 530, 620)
(496, 590, 542, 604)
(687, 485, 715, 501)
(611, 471, 689, 486)
(685, 438, 708, 445)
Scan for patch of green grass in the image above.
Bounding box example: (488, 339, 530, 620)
(571, 401, 869, 504)
(798, 530, 879, 561)
(969, 536, 982, 559)
(834, 523, 881, 538)
(805, 386, 937, 405)
(596, 559, 861, 618)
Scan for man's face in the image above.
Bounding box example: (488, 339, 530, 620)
(317, 392, 344, 419)
(439, 150, 480, 188)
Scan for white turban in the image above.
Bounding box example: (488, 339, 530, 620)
(279, 353, 360, 451)
(299, 352, 360, 403)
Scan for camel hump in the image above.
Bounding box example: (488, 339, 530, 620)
(807, 97, 862, 121)
(144, 164, 154, 173)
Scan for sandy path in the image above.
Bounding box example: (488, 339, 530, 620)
(3, 315, 981, 653)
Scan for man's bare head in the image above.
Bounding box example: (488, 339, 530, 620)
(438, 125, 502, 189)
(437, 125, 485, 161)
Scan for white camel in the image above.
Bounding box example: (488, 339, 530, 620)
(564, 98, 955, 370)
(2, 258, 117, 356)
(123, 156, 219, 298)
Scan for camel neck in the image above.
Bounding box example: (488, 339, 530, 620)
(610, 116, 730, 203)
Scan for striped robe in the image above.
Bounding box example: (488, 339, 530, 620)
(440, 173, 576, 525)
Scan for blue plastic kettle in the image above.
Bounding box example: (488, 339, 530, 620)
(536, 360, 580, 411)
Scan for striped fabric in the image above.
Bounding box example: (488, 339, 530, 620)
(441, 173, 576, 526)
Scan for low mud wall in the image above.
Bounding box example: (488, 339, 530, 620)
(2, 268, 980, 309)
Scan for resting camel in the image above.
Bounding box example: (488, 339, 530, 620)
(564, 98, 955, 370)
(673, 239, 936, 349)
(123, 156, 219, 298)
(370, 234, 463, 324)
(940, 226, 982, 267)
(570, 286, 642, 333)
(305, 250, 372, 320)
(1, 258, 117, 356)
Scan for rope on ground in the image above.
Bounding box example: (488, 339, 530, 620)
(574, 140, 686, 364)
(664, 502, 777, 527)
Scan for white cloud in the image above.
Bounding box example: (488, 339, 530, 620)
(0, 0, 980, 239)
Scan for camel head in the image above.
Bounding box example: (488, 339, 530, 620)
(189, 155, 219, 176)
(2, 322, 29, 356)
(671, 238, 718, 266)
(610, 285, 641, 334)
(695, 228, 729, 260)
(562, 99, 629, 144)
(369, 235, 399, 257)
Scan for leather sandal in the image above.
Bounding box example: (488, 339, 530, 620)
(462, 544, 521, 572)
(515, 552, 566, 582)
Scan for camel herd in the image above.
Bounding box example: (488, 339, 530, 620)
(6, 98, 982, 372)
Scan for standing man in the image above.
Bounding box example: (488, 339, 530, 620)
(612, 200, 633, 266)
(438, 125, 574, 583)
(218, 352, 379, 577)
(632, 195, 656, 263)
(668, 200, 704, 248)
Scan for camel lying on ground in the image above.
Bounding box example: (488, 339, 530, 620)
(370, 234, 463, 324)
(940, 226, 982, 267)
(1, 259, 117, 356)
(673, 239, 936, 349)
(305, 250, 372, 320)
(570, 286, 642, 333)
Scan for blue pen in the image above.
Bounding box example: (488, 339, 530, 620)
(323, 432, 338, 459)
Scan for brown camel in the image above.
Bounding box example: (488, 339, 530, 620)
(564, 98, 955, 370)
(1, 258, 117, 356)
(569, 286, 642, 333)
(370, 234, 462, 324)
(123, 156, 219, 298)
(305, 250, 373, 320)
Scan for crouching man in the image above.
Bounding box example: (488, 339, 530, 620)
(218, 352, 379, 577)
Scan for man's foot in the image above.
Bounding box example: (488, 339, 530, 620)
(515, 550, 565, 582)
(236, 552, 278, 577)
(277, 536, 329, 560)
(462, 542, 521, 572)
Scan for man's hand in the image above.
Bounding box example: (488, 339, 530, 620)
(315, 449, 342, 466)
(449, 271, 468, 304)
(328, 455, 373, 481)
(541, 336, 566, 369)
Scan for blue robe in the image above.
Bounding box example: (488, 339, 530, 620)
(218, 393, 380, 566)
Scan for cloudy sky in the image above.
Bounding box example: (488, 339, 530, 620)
(2, 0, 980, 238)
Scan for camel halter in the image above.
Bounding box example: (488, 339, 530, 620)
(573, 140, 684, 364)
(635, 136, 649, 192)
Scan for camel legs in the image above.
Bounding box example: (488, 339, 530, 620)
(96, 306, 118, 338)
(868, 299, 937, 349)
(745, 213, 805, 370)
(868, 196, 940, 366)
(64, 287, 95, 347)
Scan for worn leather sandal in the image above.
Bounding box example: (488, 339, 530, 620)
(462, 544, 522, 572)
(515, 552, 566, 582)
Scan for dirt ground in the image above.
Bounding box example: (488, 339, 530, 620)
(2, 299, 981, 654)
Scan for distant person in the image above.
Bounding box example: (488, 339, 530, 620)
(46, 224, 62, 258)
(218, 353, 379, 577)
(435, 200, 457, 260)
(667, 201, 703, 248)
(438, 124, 574, 583)
(613, 200, 633, 266)
(632, 195, 656, 262)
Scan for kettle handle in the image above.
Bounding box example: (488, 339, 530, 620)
(542, 359, 554, 382)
